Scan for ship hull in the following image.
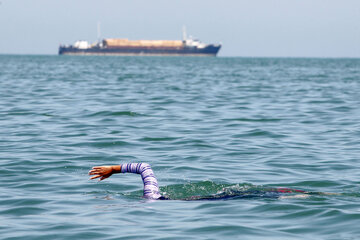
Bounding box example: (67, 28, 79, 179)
(59, 45, 221, 56)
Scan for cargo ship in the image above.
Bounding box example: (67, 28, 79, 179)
(59, 28, 221, 56)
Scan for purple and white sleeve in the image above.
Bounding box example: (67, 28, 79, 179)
(120, 163, 162, 199)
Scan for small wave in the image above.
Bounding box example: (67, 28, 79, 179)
(91, 140, 133, 148)
(173, 139, 216, 148)
(7, 111, 34, 116)
(87, 111, 143, 117)
(223, 118, 282, 122)
(232, 129, 286, 138)
(329, 106, 352, 113)
(0, 206, 47, 216)
(117, 73, 144, 81)
(70, 140, 134, 148)
(140, 137, 179, 142)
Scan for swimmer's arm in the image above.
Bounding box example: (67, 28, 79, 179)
(88, 165, 122, 181)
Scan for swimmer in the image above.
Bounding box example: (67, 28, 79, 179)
(88, 163, 322, 200)
(89, 163, 163, 199)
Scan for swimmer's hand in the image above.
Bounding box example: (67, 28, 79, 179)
(88, 166, 114, 181)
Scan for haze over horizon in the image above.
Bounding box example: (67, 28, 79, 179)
(0, 0, 359, 57)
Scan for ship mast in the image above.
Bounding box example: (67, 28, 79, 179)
(182, 26, 187, 41)
(97, 22, 101, 43)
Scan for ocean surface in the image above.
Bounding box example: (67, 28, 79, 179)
(1, 55, 360, 239)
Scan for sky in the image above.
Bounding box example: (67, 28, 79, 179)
(0, 0, 359, 57)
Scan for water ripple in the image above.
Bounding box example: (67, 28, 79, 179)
(1, 56, 360, 239)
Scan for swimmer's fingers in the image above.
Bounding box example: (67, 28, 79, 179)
(99, 175, 111, 181)
(89, 174, 111, 181)
(88, 166, 112, 175)
(91, 166, 103, 170)
(88, 169, 101, 175)
(89, 166, 113, 181)
(89, 174, 102, 180)
(88, 166, 105, 174)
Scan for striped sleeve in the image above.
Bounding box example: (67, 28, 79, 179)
(120, 163, 162, 199)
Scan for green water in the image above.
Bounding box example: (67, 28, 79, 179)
(1, 55, 360, 239)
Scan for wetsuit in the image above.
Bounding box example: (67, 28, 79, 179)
(120, 163, 306, 200)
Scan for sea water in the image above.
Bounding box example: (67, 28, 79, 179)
(0, 55, 359, 239)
